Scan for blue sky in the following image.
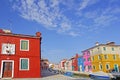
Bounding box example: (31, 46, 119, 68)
(0, 0, 120, 63)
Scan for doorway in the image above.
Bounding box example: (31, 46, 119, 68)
(1, 60, 14, 78)
(114, 64, 119, 72)
(79, 65, 83, 72)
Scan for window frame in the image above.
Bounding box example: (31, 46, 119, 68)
(92, 56, 94, 61)
(112, 47, 114, 51)
(106, 64, 110, 70)
(98, 55, 101, 60)
(20, 58, 29, 71)
(113, 54, 116, 60)
(1, 43, 15, 55)
(93, 65, 95, 70)
(88, 65, 91, 69)
(99, 64, 102, 70)
(20, 39, 29, 51)
(84, 58, 86, 61)
(88, 57, 91, 61)
(104, 54, 108, 59)
(103, 47, 106, 51)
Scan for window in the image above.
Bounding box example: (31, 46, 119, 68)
(98, 55, 101, 60)
(84, 58, 86, 61)
(20, 58, 29, 70)
(112, 48, 114, 51)
(2, 43, 15, 54)
(93, 65, 95, 70)
(88, 58, 90, 61)
(91, 50, 93, 54)
(113, 54, 116, 60)
(104, 55, 108, 59)
(103, 47, 106, 51)
(20, 40, 29, 51)
(84, 66, 86, 69)
(92, 56, 94, 61)
(88, 65, 91, 69)
(106, 64, 110, 70)
(97, 47, 99, 51)
(114, 64, 119, 72)
(99, 64, 102, 70)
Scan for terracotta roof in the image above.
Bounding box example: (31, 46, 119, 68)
(82, 43, 120, 52)
(0, 32, 41, 39)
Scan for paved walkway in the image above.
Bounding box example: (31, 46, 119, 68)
(11, 75, 91, 80)
(1, 69, 93, 80)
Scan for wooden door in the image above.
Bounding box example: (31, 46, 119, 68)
(2, 62, 12, 78)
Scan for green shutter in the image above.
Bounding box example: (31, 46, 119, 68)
(21, 59, 28, 70)
(21, 40, 28, 50)
(103, 47, 106, 51)
(112, 48, 114, 51)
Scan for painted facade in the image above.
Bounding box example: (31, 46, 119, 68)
(54, 63, 59, 69)
(41, 58, 49, 70)
(72, 54, 79, 71)
(78, 56, 84, 72)
(82, 50, 92, 72)
(67, 59, 72, 71)
(60, 59, 67, 70)
(64, 59, 72, 71)
(0, 29, 42, 78)
(90, 42, 120, 73)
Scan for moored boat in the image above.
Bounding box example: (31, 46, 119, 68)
(89, 71, 115, 80)
(110, 72, 120, 80)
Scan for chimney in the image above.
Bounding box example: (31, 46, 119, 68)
(0, 29, 4, 33)
(95, 42, 99, 46)
(36, 32, 41, 37)
(76, 53, 79, 58)
(0, 29, 12, 34)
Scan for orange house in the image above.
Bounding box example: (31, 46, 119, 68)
(0, 29, 42, 78)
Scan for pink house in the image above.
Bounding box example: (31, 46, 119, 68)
(82, 50, 92, 72)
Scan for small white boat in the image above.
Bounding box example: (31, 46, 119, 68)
(89, 71, 115, 80)
(110, 72, 120, 79)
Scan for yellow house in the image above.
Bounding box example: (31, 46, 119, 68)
(89, 42, 120, 73)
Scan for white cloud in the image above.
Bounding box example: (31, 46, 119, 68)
(12, 0, 73, 32)
(11, 0, 120, 36)
(92, 6, 119, 27)
(14, 0, 61, 28)
(69, 31, 79, 37)
(78, 0, 99, 11)
(58, 22, 71, 33)
(78, 0, 90, 10)
(94, 15, 117, 26)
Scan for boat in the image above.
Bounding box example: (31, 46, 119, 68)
(110, 72, 120, 80)
(89, 71, 115, 80)
(64, 71, 73, 77)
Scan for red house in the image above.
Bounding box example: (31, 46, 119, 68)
(71, 54, 79, 71)
(0, 29, 42, 78)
